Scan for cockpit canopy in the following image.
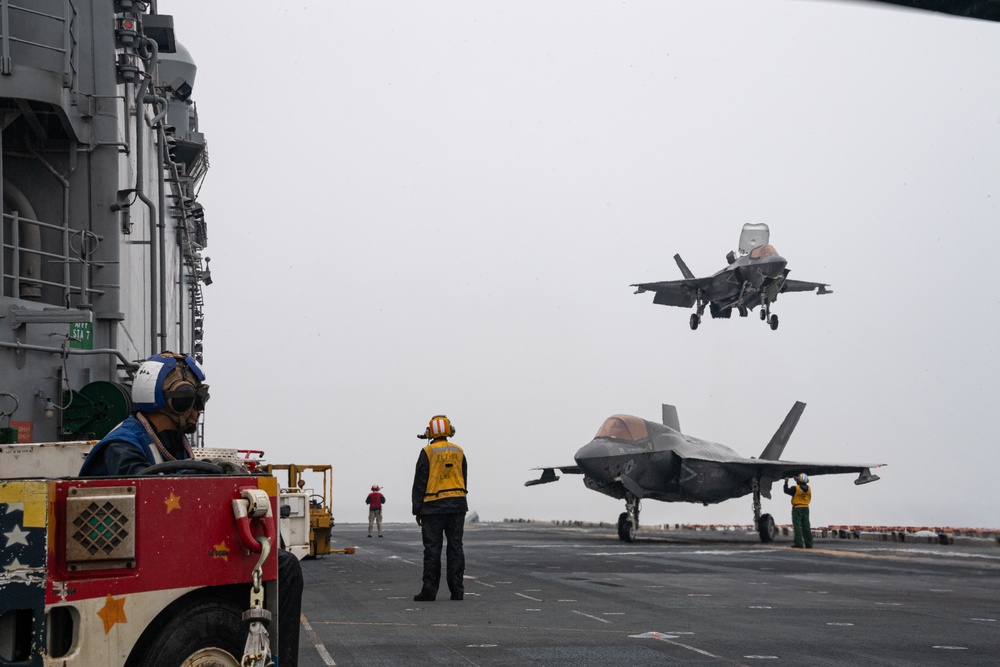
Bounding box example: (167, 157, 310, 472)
(594, 415, 649, 441)
(749, 244, 778, 259)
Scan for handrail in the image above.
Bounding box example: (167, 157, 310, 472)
(0, 0, 72, 75)
(0, 211, 104, 302)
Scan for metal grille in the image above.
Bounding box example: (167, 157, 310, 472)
(65, 486, 136, 570)
(71, 501, 130, 555)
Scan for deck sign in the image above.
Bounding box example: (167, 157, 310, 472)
(69, 322, 93, 350)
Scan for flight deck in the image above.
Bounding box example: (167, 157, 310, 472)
(295, 521, 999, 666)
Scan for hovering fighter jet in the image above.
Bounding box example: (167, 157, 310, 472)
(526, 402, 884, 543)
(631, 224, 830, 330)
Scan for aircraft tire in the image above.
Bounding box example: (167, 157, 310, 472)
(689, 314, 700, 330)
(128, 596, 244, 667)
(617, 512, 636, 542)
(758, 513, 776, 543)
(769, 314, 779, 330)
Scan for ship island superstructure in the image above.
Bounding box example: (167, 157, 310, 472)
(0, 0, 210, 445)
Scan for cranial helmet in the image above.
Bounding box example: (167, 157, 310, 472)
(418, 415, 455, 440)
(797, 473, 809, 484)
(131, 352, 209, 427)
(371, 485, 380, 492)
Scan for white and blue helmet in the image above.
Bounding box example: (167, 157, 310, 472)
(131, 352, 208, 414)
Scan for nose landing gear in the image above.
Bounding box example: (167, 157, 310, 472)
(617, 494, 640, 542)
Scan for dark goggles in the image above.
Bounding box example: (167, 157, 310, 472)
(163, 384, 210, 413)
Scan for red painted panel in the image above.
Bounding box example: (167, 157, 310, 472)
(46, 476, 279, 604)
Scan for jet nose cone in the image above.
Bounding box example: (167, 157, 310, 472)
(575, 439, 610, 475)
(760, 254, 787, 277)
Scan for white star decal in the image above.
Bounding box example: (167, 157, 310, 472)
(3, 502, 25, 514)
(4, 557, 29, 577)
(4, 524, 29, 547)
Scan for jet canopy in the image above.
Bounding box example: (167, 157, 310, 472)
(594, 415, 648, 441)
(739, 223, 770, 255)
(748, 244, 778, 259)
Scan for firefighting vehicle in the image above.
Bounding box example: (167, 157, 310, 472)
(0, 1, 285, 665)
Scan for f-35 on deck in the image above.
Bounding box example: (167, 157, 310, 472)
(526, 402, 884, 543)
(632, 224, 830, 330)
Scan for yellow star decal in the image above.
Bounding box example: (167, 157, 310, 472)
(164, 492, 181, 514)
(97, 595, 127, 634)
(210, 540, 230, 561)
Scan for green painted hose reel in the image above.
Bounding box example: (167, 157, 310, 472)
(61, 381, 132, 440)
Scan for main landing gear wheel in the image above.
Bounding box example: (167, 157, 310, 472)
(617, 512, 636, 542)
(760, 309, 767, 321)
(769, 314, 779, 330)
(757, 513, 776, 543)
(689, 313, 700, 330)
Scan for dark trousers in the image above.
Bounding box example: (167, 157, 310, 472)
(419, 513, 465, 597)
(792, 506, 813, 548)
(278, 548, 304, 666)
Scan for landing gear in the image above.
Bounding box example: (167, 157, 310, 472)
(751, 478, 776, 543)
(617, 494, 640, 542)
(760, 299, 779, 331)
(689, 296, 706, 330)
(757, 513, 776, 543)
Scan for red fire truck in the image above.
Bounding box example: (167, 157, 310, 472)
(1, 443, 281, 666)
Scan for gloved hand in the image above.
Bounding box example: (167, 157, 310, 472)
(415, 516, 422, 526)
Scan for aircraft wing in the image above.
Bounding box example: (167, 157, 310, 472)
(735, 459, 885, 486)
(780, 279, 832, 295)
(525, 465, 583, 487)
(631, 278, 713, 308)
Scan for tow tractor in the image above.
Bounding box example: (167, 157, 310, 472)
(265, 464, 337, 558)
(1, 443, 282, 666)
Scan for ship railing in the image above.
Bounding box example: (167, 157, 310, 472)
(1, 209, 99, 305)
(0, 0, 76, 86)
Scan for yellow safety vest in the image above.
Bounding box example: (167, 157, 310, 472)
(791, 484, 811, 508)
(423, 441, 467, 502)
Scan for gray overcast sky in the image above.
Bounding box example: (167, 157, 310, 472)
(166, 0, 999, 529)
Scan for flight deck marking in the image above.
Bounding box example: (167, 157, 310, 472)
(301, 613, 337, 666)
(970, 618, 996, 622)
(516, 592, 543, 602)
(572, 610, 610, 623)
(630, 632, 728, 660)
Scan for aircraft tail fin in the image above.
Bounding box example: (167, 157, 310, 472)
(758, 401, 806, 460)
(673, 254, 696, 280)
(662, 404, 680, 432)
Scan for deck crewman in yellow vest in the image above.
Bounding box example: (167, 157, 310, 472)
(411, 415, 468, 601)
(783, 473, 813, 548)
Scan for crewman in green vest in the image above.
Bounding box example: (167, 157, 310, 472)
(411, 415, 468, 601)
(783, 473, 813, 548)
